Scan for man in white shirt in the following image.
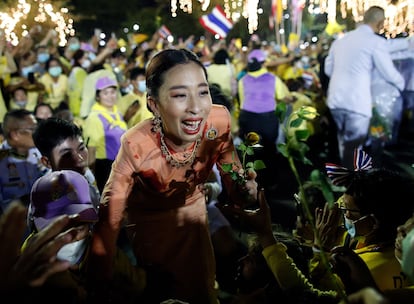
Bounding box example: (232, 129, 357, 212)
(325, 6, 405, 169)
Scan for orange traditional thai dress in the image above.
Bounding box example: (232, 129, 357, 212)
(91, 105, 242, 303)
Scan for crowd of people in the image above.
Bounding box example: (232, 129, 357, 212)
(0, 4, 414, 304)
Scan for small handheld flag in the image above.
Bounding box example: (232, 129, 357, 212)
(199, 5, 233, 39)
(158, 25, 172, 39)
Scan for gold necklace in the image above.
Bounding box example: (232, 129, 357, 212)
(159, 129, 201, 168)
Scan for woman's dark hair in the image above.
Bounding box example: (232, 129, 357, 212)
(34, 102, 53, 117)
(44, 56, 62, 71)
(129, 67, 146, 81)
(213, 49, 230, 65)
(72, 49, 86, 67)
(145, 48, 207, 100)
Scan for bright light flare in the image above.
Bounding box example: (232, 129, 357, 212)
(0, 0, 75, 46)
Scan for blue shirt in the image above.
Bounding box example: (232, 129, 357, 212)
(325, 24, 405, 118)
(0, 142, 50, 212)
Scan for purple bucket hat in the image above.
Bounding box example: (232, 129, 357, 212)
(29, 170, 98, 231)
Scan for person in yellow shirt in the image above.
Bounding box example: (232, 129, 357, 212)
(117, 67, 153, 129)
(7, 86, 37, 112)
(312, 150, 414, 292)
(83, 76, 127, 193)
(68, 49, 90, 117)
(39, 56, 69, 109)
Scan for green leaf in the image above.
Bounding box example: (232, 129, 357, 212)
(245, 162, 254, 169)
(221, 163, 233, 173)
(290, 117, 304, 128)
(253, 160, 266, 170)
(246, 146, 254, 155)
(295, 129, 310, 141)
(277, 143, 289, 157)
(230, 172, 239, 181)
(302, 156, 313, 166)
(237, 143, 247, 153)
(275, 102, 287, 121)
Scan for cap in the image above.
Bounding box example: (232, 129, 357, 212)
(29, 170, 98, 231)
(248, 49, 266, 63)
(95, 76, 118, 90)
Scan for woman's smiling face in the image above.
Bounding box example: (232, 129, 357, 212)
(148, 62, 212, 147)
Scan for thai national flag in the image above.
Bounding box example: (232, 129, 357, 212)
(199, 5, 233, 39)
(158, 25, 172, 39)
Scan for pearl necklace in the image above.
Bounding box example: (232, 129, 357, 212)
(159, 129, 201, 167)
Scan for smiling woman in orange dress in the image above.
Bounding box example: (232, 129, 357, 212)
(89, 48, 258, 303)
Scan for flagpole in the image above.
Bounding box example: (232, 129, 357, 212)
(275, 19, 280, 45)
(281, 19, 286, 47)
(297, 9, 303, 39)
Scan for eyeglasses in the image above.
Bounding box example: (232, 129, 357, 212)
(339, 206, 361, 213)
(337, 196, 360, 214)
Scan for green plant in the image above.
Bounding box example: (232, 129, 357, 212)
(275, 102, 347, 301)
(221, 132, 266, 185)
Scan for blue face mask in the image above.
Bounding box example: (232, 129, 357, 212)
(49, 66, 62, 77)
(138, 80, 146, 93)
(21, 65, 34, 78)
(344, 217, 356, 238)
(88, 52, 96, 61)
(69, 43, 80, 51)
(37, 52, 50, 63)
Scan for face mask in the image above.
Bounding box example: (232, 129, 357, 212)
(81, 59, 91, 69)
(37, 52, 50, 63)
(15, 100, 27, 108)
(402, 228, 414, 282)
(124, 84, 133, 94)
(69, 43, 80, 51)
(138, 80, 146, 93)
(21, 65, 34, 78)
(344, 214, 375, 240)
(88, 52, 96, 61)
(57, 238, 88, 265)
(49, 66, 62, 77)
(344, 217, 356, 238)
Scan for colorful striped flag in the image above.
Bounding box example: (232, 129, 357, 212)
(158, 25, 172, 39)
(199, 5, 233, 39)
(269, 0, 283, 29)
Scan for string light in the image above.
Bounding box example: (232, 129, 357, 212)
(0, 0, 74, 46)
(308, 0, 413, 37)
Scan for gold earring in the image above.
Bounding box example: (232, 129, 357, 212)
(151, 114, 162, 133)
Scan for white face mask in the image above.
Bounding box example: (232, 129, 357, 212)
(15, 100, 27, 108)
(137, 80, 146, 93)
(81, 59, 91, 69)
(402, 228, 414, 282)
(57, 238, 87, 265)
